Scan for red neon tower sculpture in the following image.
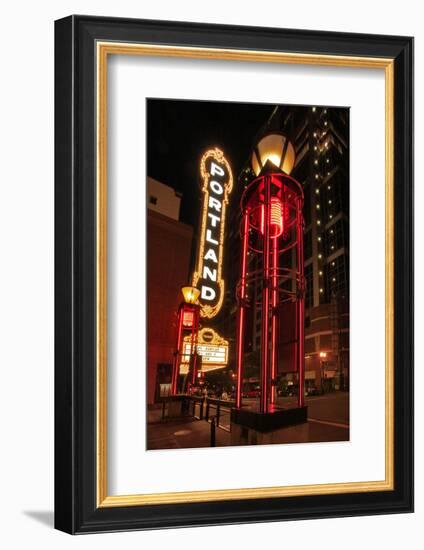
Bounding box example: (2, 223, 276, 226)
(235, 133, 305, 413)
(171, 286, 200, 395)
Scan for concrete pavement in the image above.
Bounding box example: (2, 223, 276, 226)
(147, 391, 349, 450)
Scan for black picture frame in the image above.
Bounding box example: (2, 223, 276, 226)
(55, 15, 413, 534)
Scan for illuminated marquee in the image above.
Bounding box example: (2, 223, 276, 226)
(192, 148, 233, 318)
(180, 328, 229, 373)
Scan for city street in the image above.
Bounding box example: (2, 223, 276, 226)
(147, 391, 349, 450)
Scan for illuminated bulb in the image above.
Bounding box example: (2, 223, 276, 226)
(331, 245, 335, 250)
(318, 254, 322, 259)
(319, 271, 323, 276)
(328, 200, 332, 204)
(181, 286, 200, 304)
(326, 158, 330, 163)
(319, 288, 323, 293)
(251, 133, 295, 176)
(315, 174, 319, 179)
(260, 197, 284, 239)
(318, 236, 322, 241)
(316, 204, 320, 209)
(317, 220, 321, 225)
(324, 121, 328, 126)
(332, 277, 336, 282)
(314, 159, 318, 165)
(315, 189, 320, 194)
(313, 132, 317, 137)
(314, 146, 317, 151)
(332, 262, 335, 266)
(329, 215, 333, 219)
(312, 107, 316, 112)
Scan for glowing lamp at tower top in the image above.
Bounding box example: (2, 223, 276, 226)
(181, 286, 200, 305)
(251, 132, 296, 176)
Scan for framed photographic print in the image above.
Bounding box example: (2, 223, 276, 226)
(54, 15, 414, 533)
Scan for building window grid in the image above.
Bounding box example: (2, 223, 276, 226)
(304, 229, 312, 260)
(326, 254, 349, 297)
(305, 263, 313, 308)
(324, 218, 347, 255)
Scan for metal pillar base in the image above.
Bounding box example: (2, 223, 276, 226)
(231, 406, 307, 433)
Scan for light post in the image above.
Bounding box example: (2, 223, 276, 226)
(234, 132, 306, 414)
(319, 351, 327, 394)
(171, 286, 200, 395)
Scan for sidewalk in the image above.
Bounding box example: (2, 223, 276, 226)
(147, 416, 232, 450)
(147, 413, 348, 450)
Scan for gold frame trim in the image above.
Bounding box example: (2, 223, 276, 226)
(96, 42, 394, 508)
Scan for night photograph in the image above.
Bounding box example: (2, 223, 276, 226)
(146, 98, 350, 450)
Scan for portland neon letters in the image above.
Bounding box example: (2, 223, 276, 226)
(192, 148, 233, 318)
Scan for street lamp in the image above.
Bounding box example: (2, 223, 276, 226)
(235, 131, 306, 414)
(251, 132, 296, 177)
(171, 286, 200, 395)
(181, 285, 200, 305)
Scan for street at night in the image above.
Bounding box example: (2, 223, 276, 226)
(147, 392, 349, 450)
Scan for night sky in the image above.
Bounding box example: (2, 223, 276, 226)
(147, 98, 277, 227)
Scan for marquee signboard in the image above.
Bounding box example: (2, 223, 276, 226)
(180, 328, 229, 373)
(192, 148, 233, 318)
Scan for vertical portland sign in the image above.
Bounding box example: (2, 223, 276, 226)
(192, 148, 233, 318)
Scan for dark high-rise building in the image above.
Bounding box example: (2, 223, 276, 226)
(287, 105, 349, 392)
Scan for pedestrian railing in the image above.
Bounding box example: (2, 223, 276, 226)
(159, 395, 234, 434)
(190, 395, 205, 420)
(204, 397, 234, 432)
